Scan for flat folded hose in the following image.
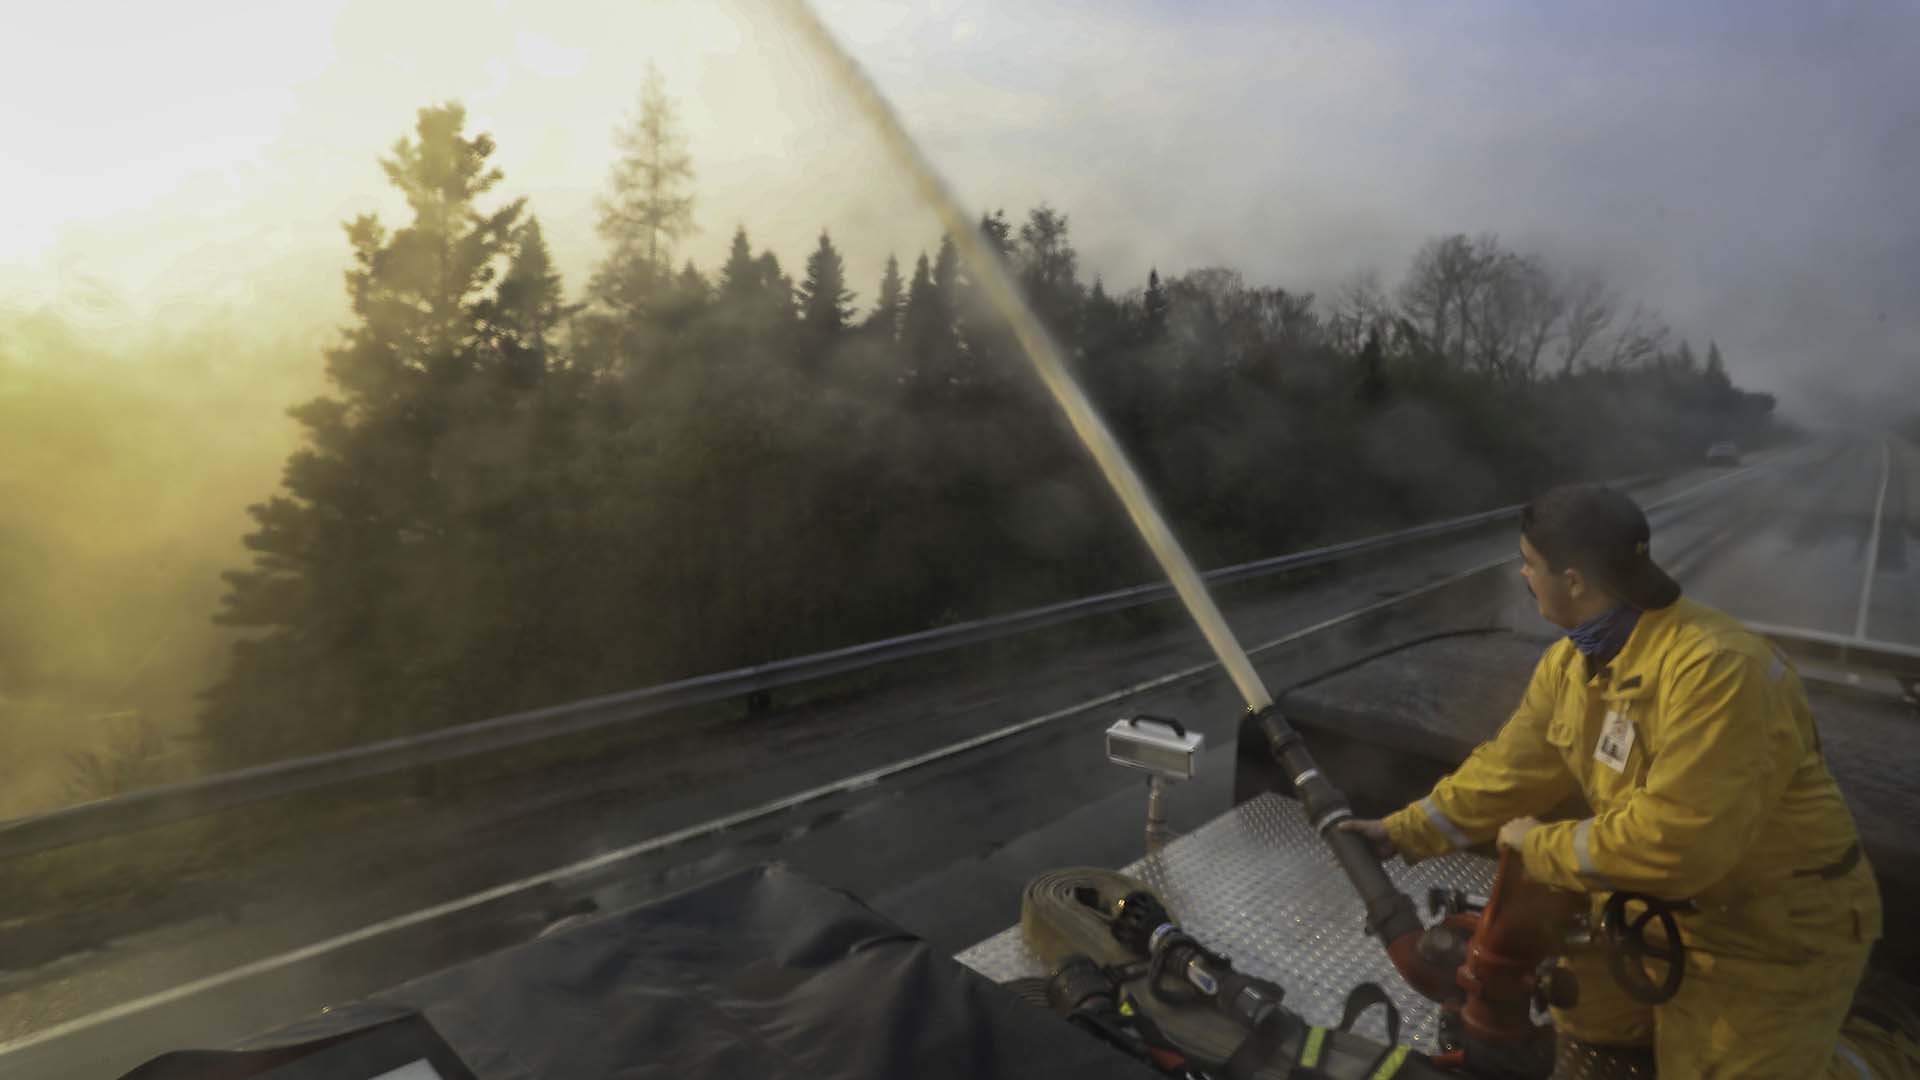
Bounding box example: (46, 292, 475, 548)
(1020, 867, 1450, 1079)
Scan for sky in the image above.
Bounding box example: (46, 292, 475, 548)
(2, 0, 1915, 418)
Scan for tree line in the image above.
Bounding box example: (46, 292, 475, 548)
(201, 80, 1781, 767)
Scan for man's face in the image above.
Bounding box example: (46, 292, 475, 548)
(1520, 535, 1581, 629)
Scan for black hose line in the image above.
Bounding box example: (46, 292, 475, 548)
(1254, 706, 1425, 947)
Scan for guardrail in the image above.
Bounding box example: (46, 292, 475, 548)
(1748, 621, 1920, 704)
(0, 467, 1747, 861)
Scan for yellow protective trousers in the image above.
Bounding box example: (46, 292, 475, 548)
(1551, 859, 1888, 1079)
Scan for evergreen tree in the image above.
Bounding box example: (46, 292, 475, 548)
(1078, 276, 1137, 430)
(487, 216, 571, 387)
(1017, 205, 1083, 343)
(720, 226, 758, 300)
(933, 235, 962, 320)
(657, 260, 710, 335)
(901, 252, 947, 403)
(756, 251, 795, 321)
(921, 233, 967, 388)
(1082, 276, 1121, 357)
(678, 260, 708, 300)
(591, 64, 695, 314)
(978, 210, 1015, 262)
(865, 254, 905, 342)
(205, 103, 531, 763)
(955, 214, 1019, 399)
(1705, 340, 1729, 386)
(1143, 268, 1169, 339)
(1082, 272, 1121, 374)
(714, 226, 795, 344)
(1703, 338, 1733, 416)
(454, 214, 585, 709)
(797, 230, 856, 342)
(1357, 330, 1389, 405)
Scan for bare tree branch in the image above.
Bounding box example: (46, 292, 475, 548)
(1558, 272, 1617, 375)
(1603, 302, 1671, 372)
(1399, 234, 1486, 367)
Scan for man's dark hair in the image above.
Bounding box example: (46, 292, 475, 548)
(1521, 484, 1613, 572)
(1521, 483, 1682, 610)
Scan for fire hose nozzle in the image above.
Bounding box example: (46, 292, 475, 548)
(1254, 707, 1300, 757)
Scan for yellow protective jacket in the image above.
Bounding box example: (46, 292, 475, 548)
(1382, 598, 1878, 954)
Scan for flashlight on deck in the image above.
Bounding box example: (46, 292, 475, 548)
(1106, 716, 1203, 853)
(1105, 715, 1203, 779)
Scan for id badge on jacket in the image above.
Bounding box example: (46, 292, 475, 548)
(1595, 708, 1636, 773)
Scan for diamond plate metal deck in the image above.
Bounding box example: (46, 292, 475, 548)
(954, 792, 1496, 1048)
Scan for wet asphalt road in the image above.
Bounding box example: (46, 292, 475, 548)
(1676, 437, 1918, 644)
(1, 439, 1910, 1079)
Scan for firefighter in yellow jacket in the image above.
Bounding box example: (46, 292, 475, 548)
(1342, 484, 1885, 1079)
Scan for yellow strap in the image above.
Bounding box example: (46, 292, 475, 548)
(1369, 1045, 1412, 1079)
(1300, 1027, 1327, 1068)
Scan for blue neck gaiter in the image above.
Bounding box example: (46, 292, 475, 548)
(1569, 605, 1640, 668)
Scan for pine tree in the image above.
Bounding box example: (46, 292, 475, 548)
(955, 215, 1020, 399)
(978, 210, 1015, 262)
(1704, 339, 1732, 393)
(1143, 268, 1169, 339)
(865, 254, 905, 341)
(756, 251, 795, 322)
(656, 260, 710, 334)
(720, 226, 758, 299)
(1081, 276, 1123, 365)
(488, 216, 571, 387)
(933, 235, 961, 320)
(1017, 205, 1082, 342)
(901, 252, 947, 402)
(591, 64, 694, 314)
(716, 226, 794, 341)
(678, 260, 707, 299)
(1675, 339, 1698, 375)
(1357, 330, 1389, 405)
(797, 230, 856, 339)
(204, 103, 531, 764)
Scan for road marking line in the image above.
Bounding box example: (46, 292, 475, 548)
(1856, 441, 1892, 640)
(0, 460, 1762, 1059)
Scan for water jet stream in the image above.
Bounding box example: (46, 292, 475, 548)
(770, 0, 1275, 713)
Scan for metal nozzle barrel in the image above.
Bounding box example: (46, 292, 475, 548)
(1255, 707, 1458, 1003)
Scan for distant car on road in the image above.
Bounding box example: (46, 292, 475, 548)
(1706, 441, 1741, 466)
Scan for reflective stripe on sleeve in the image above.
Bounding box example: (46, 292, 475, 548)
(1835, 1042, 1873, 1080)
(1419, 796, 1473, 850)
(1573, 818, 1614, 887)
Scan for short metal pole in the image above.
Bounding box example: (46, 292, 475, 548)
(1145, 774, 1170, 854)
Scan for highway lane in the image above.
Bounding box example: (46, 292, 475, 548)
(1674, 437, 1919, 645)
(0, 450, 1847, 1078)
(1865, 436, 1920, 644)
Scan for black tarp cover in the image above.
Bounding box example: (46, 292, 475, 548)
(120, 864, 1158, 1080)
